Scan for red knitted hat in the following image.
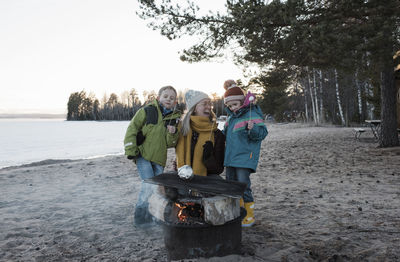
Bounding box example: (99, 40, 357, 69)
(223, 80, 245, 104)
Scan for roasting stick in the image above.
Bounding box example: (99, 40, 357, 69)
(247, 95, 255, 159)
(248, 95, 255, 134)
(166, 104, 178, 132)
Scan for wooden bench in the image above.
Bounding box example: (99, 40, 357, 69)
(353, 128, 366, 140)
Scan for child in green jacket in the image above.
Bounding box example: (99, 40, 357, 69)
(124, 85, 181, 226)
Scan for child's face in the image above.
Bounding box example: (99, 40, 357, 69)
(225, 100, 242, 112)
(194, 98, 212, 117)
(158, 89, 177, 109)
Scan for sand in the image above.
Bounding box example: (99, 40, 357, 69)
(1, 123, 399, 261)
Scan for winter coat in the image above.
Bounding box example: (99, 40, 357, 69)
(176, 116, 225, 176)
(223, 103, 268, 172)
(124, 100, 181, 167)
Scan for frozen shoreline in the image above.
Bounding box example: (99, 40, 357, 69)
(0, 119, 129, 169)
(0, 153, 124, 171)
(1, 123, 399, 261)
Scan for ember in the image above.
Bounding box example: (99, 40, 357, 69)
(175, 201, 203, 223)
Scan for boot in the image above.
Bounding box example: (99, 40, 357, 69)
(134, 205, 154, 227)
(239, 198, 244, 207)
(242, 202, 255, 227)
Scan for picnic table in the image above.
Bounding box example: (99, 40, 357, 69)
(365, 120, 381, 140)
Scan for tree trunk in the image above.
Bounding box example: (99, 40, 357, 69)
(378, 22, 399, 147)
(318, 70, 324, 123)
(313, 69, 320, 124)
(307, 68, 317, 124)
(380, 67, 399, 147)
(334, 69, 346, 125)
(355, 71, 363, 123)
(302, 79, 309, 122)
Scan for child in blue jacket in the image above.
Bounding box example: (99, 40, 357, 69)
(222, 79, 268, 227)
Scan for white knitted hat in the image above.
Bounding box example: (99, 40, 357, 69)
(185, 90, 210, 111)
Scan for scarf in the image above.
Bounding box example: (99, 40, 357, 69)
(176, 115, 218, 176)
(159, 104, 173, 117)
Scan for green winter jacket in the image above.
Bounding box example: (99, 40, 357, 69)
(124, 100, 181, 167)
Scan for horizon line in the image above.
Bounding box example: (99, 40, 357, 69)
(0, 113, 67, 119)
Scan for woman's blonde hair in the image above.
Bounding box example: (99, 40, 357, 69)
(180, 106, 216, 136)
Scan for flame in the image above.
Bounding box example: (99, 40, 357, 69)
(175, 202, 196, 222)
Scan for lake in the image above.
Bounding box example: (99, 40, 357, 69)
(0, 119, 130, 168)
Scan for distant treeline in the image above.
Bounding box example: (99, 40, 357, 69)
(68, 90, 140, 121)
(66, 89, 227, 121)
(67, 74, 383, 125)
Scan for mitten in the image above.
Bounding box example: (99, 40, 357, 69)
(178, 165, 193, 180)
(127, 155, 136, 160)
(202, 141, 214, 161)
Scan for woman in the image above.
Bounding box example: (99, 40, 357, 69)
(175, 90, 225, 177)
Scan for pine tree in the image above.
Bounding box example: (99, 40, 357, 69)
(136, 0, 399, 147)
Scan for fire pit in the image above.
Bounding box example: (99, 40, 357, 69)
(145, 173, 247, 260)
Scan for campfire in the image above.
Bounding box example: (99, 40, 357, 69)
(174, 200, 203, 224)
(145, 173, 247, 260)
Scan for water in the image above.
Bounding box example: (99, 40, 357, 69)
(0, 119, 130, 168)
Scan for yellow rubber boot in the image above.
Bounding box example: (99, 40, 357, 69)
(242, 202, 255, 227)
(239, 198, 244, 207)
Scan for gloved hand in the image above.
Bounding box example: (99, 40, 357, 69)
(178, 165, 193, 180)
(202, 141, 214, 161)
(127, 155, 136, 160)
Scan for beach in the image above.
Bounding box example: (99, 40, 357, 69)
(1, 123, 399, 261)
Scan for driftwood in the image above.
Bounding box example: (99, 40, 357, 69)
(202, 196, 240, 225)
(148, 192, 172, 222)
(148, 188, 240, 225)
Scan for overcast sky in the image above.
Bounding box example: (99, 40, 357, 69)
(0, 0, 244, 114)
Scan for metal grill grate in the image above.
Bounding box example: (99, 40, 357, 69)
(144, 172, 246, 198)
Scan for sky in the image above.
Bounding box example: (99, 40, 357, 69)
(0, 0, 245, 114)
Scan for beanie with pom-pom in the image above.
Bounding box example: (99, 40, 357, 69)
(223, 80, 245, 104)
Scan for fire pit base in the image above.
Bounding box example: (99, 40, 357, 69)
(163, 212, 243, 261)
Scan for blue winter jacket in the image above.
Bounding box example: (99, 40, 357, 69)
(223, 104, 268, 172)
